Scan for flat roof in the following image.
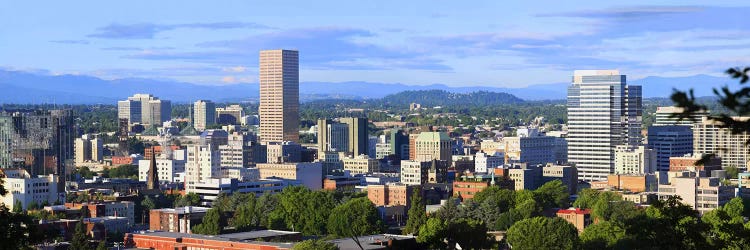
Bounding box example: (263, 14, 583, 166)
(329, 234, 415, 250)
(218, 230, 300, 240)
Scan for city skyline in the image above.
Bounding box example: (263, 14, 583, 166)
(2, 1, 749, 88)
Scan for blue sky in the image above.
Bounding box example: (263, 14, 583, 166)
(1, 0, 749, 87)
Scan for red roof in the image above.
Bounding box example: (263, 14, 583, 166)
(556, 208, 591, 215)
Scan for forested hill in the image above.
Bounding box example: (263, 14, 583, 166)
(380, 90, 524, 107)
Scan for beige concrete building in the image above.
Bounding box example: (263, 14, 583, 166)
(614, 145, 656, 175)
(256, 162, 322, 190)
(340, 117, 368, 157)
(414, 132, 451, 163)
(120, 94, 171, 127)
(193, 100, 215, 131)
(259, 49, 299, 143)
(342, 154, 379, 174)
(1, 169, 59, 211)
(75, 136, 103, 164)
(502, 128, 556, 166)
(658, 172, 734, 214)
(654, 106, 708, 126)
(693, 116, 750, 169)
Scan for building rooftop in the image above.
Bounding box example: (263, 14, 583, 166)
(556, 208, 591, 215)
(152, 206, 211, 214)
(218, 230, 300, 241)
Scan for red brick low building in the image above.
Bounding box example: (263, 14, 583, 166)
(125, 231, 292, 250)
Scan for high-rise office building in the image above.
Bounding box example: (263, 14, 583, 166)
(74, 135, 103, 164)
(567, 70, 642, 181)
(0, 110, 74, 177)
(117, 99, 141, 125)
(317, 119, 349, 158)
(502, 128, 555, 166)
(647, 125, 693, 171)
(390, 129, 409, 160)
(216, 104, 244, 125)
(654, 106, 708, 126)
(340, 117, 368, 157)
(119, 94, 171, 127)
(259, 49, 299, 143)
(414, 132, 452, 164)
(693, 116, 750, 169)
(193, 100, 216, 131)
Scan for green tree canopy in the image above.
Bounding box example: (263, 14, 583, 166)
(327, 197, 384, 249)
(70, 222, 90, 250)
(192, 207, 224, 235)
(507, 217, 580, 250)
(403, 188, 426, 235)
(292, 239, 339, 250)
(580, 221, 627, 250)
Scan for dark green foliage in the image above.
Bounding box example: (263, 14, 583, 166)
(506, 217, 580, 250)
(0, 204, 44, 250)
(534, 180, 570, 208)
(127, 137, 145, 155)
(102, 164, 138, 179)
(96, 239, 107, 250)
(70, 222, 90, 250)
(192, 207, 224, 235)
(580, 221, 627, 250)
(403, 188, 426, 235)
(75, 166, 96, 179)
(327, 197, 384, 250)
(292, 239, 339, 250)
(174, 192, 201, 207)
(573, 189, 601, 209)
(724, 165, 740, 179)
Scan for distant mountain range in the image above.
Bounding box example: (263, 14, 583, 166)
(0, 69, 735, 104)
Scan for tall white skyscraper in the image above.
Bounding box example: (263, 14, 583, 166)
(567, 70, 642, 181)
(259, 49, 299, 143)
(193, 100, 216, 131)
(119, 94, 171, 127)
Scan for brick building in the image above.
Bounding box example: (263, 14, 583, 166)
(669, 154, 722, 176)
(606, 174, 658, 193)
(367, 183, 413, 207)
(149, 206, 210, 233)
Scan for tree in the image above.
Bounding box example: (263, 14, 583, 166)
(70, 222, 90, 250)
(301, 191, 335, 236)
(672, 67, 750, 165)
(507, 217, 580, 250)
(255, 191, 279, 228)
(701, 197, 749, 249)
(192, 207, 224, 235)
(292, 239, 339, 250)
(174, 192, 201, 207)
(403, 188, 426, 235)
(96, 239, 108, 250)
(574, 189, 601, 209)
(417, 218, 447, 249)
(534, 180, 570, 209)
(141, 196, 156, 211)
(580, 221, 627, 250)
(327, 197, 384, 250)
(725, 166, 740, 179)
(12, 200, 23, 213)
(231, 204, 255, 232)
(449, 218, 489, 250)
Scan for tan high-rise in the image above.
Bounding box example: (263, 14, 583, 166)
(259, 50, 299, 143)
